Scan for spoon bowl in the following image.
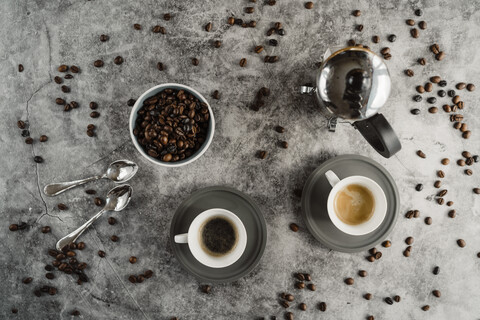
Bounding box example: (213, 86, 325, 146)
(106, 160, 139, 183)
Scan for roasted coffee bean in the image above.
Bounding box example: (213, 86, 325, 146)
(45, 273, 55, 280)
(358, 270, 367, 277)
(89, 102, 98, 110)
(416, 85, 424, 93)
(42, 226, 51, 233)
(113, 56, 124, 65)
(25, 137, 33, 144)
(152, 25, 166, 34)
(318, 301, 327, 311)
(77, 242, 85, 250)
(385, 297, 393, 305)
(57, 203, 67, 210)
(424, 82, 433, 92)
(274, 22, 282, 30)
(462, 131, 471, 139)
(17, 120, 26, 129)
(277, 28, 286, 36)
(254, 45, 264, 53)
(280, 300, 290, 308)
(462, 151, 472, 158)
(267, 0, 276, 4)
(456, 82, 466, 90)
(375, 252, 382, 259)
(269, 39, 278, 46)
(405, 69, 414, 77)
(393, 295, 401, 303)
(239, 58, 247, 67)
(413, 95, 422, 102)
(307, 283, 316, 291)
(110, 235, 119, 242)
(64, 103, 72, 112)
(128, 275, 136, 283)
(285, 294, 294, 302)
(205, 22, 212, 32)
(405, 210, 414, 219)
(192, 58, 199, 66)
(71, 310, 80, 316)
(474, 155, 479, 162)
(382, 240, 391, 248)
(411, 28, 419, 38)
(296, 273, 305, 281)
(259, 150, 268, 159)
(430, 76, 440, 84)
(366, 255, 375, 262)
(436, 52, 445, 61)
(90, 111, 100, 119)
(438, 90, 446, 97)
(289, 223, 299, 232)
(133, 23, 142, 30)
(418, 57, 426, 65)
(457, 159, 466, 166)
(99, 34, 109, 42)
(344, 278, 354, 285)
(86, 130, 95, 137)
(243, 6, 254, 13)
(22, 277, 33, 284)
(352, 9, 361, 16)
(465, 169, 473, 176)
(54, 76, 63, 84)
(443, 104, 452, 112)
(129, 256, 137, 264)
(415, 8, 423, 16)
(64, 74, 73, 79)
(305, 2, 314, 9)
(211, 90, 220, 100)
(364, 293, 372, 300)
(372, 35, 380, 43)
(403, 248, 411, 257)
(415, 184, 423, 191)
(405, 19, 416, 26)
(386, 34, 397, 43)
(411, 108, 420, 115)
(144, 270, 154, 278)
(380, 47, 390, 55)
(70, 65, 80, 73)
(213, 40, 222, 48)
(425, 217, 432, 225)
(437, 189, 448, 197)
(432, 290, 441, 298)
(201, 284, 211, 294)
(457, 239, 466, 247)
(432, 266, 440, 275)
(369, 248, 377, 255)
(98, 250, 106, 258)
(39, 135, 48, 142)
(428, 106, 438, 114)
(295, 282, 305, 289)
(66, 251, 76, 257)
(405, 237, 414, 245)
(227, 17, 235, 25)
(70, 101, 79, 109)
(417, 150, 426, 158)
(17, 63, 25, 73)
(427, 97, 436, 104)
(107, 217, 116, 225)
(58, 65, 68, 72)
(55, 98, 65, 105)
(48, 287, 57, 295)
(418, 21, 427, 29)
(285, 312, 293, 320)
(280, 141, 288, 149)
(474, 188, 480, 194)
(422, 305, 430, 311)
(248, 20, 257, 28)
(93, 60, 104, 67)
(441, 158, 450, 165)
(356, 24, 364, 32)
(466, 83, 475, 91)
(348, 39, 356, 46)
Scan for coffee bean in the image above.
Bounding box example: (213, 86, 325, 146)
(374, 252, 382, 259)
(415, 184, 423, 191)
(410, 108, 420, 115)
(254, 45, 264, 54)
(457, 159, 466, 167)
(289, 223, 299, 232)
(464, 169, 473, 176)
(406, 19, 415, 26)
(305, 2, 314, 9)
(405, 210, 414, 219)
(436, 52, 445, 61)
(89, 111, 100, 119)
(205, 22, 212, 32)
(427, 97, 436, 104)
(423, 83, 433, 93)
(437, 90, 446, 97)
(433, 181, 441, 189)
(113, 56, 124, 65)
(405, 237, 414, 245)
(418, 57, 426, 65)
(64, 74, 74, 79)
(418, 20, 427, 29)
(306, 283, 316, 291)
(285, 312, 293, 320)
(462, 130, 471, 139)
(269, 39, 278, 46)
(437, 189, 448, 197)
(128, 275, 137, 283)
(295, 273, 305, 281)
(45, 273, 54, 280)
(387, 34, 396, 42)
(56, 203, 67, 211)
(77, 242, 85, 250)
(385, 297, 393, 305)
(422, 305, 430, 311)
(393, 295, 401, 303)
(259, 150, 267, 159)
(383, 52, 392, 60)
(382, 240, 391, 248)
(87, 102, 97, 110)
(429, 105, 439, 113)
(465, 83, 475, 91)
(144, 270, 154, 278)
(99, 34, 109, 42)
(279, 141, 289, 149)
(403, 249, 411, 257)
(55, 98, 65, 105)
(201, 284, 211, 294)
(415, 85, 424, 93)
(410, 28, 419, 38)
(128, 256, 137, 264)
(191, 57, 199, 66)
(211, 40, 222, 49)
(457, 239, 466, 247)
(437, 198, 445, 205)
(380, 47, 390, 55)
(282, 294, 294, 302)
(22, 277, 33, 284)
(239, 58, 247, 67)
(356, 24, 364, 32)
(447, 210, 456, 219)
(413, 95, 422, 102)
(295, 282, 305, 289)
(456, 82, 466, 90)
(41, 226, 51, 233)
(93, 60, 104, 68)
(280, 300, 290, 308)
(405, 69, 414, 77)
(58, 65, 68, 72)
(417, 150, 426, 158)
(371, 35, 380, 43)
(358, 270, 367, 277)
(64, 103, 72, 112)
(48, 287, 57, 295)
(53, 76, 63, 85)
(297, 303, 306, 311)
(425, 217, 432, 225)
(316, 301, 327, 312)
(24, 137, 33, 144)
(441, 158, 450, 165)
(344, 278, 354, 285)
(152, 25, 166, 34)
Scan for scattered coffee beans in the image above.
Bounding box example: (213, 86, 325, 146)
(457, 239, 466, 247)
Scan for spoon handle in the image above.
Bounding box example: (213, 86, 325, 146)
(44, 175, 104, 196)
(56, 209, 106, 251)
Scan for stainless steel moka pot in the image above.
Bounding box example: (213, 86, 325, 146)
(300, 47, 401, 158)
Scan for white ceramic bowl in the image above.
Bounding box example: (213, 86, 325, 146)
(129, 83, 215, 167)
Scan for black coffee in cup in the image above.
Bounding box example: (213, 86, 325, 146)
(200, 217, 238, 257)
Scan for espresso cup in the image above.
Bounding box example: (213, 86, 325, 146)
(325, 170, 387, 235)
(174, 208, 247, 268)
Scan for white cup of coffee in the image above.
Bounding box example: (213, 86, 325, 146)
(325, 170, 387, 235)
(174, 208, 247, 268)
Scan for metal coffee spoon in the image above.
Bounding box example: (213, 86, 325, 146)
(44, 160, 138, 196)
(56, 184, 133, 251)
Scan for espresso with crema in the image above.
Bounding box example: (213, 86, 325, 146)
(199, 217, 238, 257)
(334, 184, 375, 225)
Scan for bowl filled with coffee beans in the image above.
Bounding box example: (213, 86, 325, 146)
(129, 84, 215, 167)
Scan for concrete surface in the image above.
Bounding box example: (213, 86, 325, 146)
(1, 0, 479, 319)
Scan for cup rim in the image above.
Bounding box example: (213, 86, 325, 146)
(327, 176, 387, 236)
(187, 208, 247, 268)
(129, 83, 215, 167)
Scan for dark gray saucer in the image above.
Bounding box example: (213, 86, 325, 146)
(301, 155, 400, 252)
(170, 186, 267, 283)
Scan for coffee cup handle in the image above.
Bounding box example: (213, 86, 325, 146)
(174, 233, 188, 244)
(325, 170, 340, 187)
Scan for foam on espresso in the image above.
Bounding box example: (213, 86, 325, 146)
(334, 184, 375, 225)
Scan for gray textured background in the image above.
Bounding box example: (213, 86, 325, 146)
(1, 0, 480, 319)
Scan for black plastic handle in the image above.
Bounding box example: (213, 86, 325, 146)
(353, 113, 401, 158)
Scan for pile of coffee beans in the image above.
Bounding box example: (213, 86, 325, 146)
(128, 269, 154, 284)
(45, 242, 89, 286)
(133, 88, 210, 163)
